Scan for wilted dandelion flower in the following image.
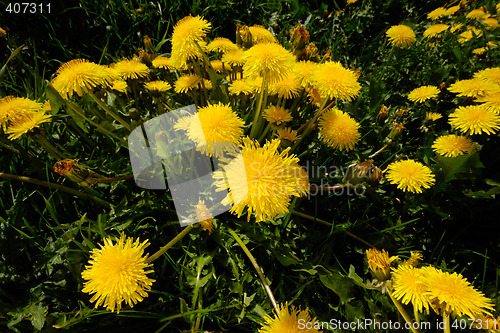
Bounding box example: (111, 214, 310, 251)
(81, 234, 155, 313)
(248, 25, 276, 44)
(449, 105, 500, 135)
(213, 138, 309, 222)
(366, 248, 398, 282)
(432, 134, 474, 157)
(448, 78, 500, 98)
(151, 56, 176, 70)
(276, 127, 301, 142)
(392, 266, 431, 314)
(112, 59, 149, 80)
(144, 80, 171, 93)
(221, 48, 245, 67)
(242, 43, 295, 83)
(385, 159, 435, 193)
(187, 102, 244, 157)
(269, 73, 302, 99)
(293, 61, 317, 87)
(386, 25, 416, 47)
(207, 37, 238, 53)
(263, 105, 293, 125)
(421, 266, 494, 318)
(466, 7, 487, 19)
(426, 112, 443, 121)
(427, 7, 447, 20)
(408, 85, 440, 103)
(174, 73, 202, 93)
(6, 111, 52, 140)
(51, 59, 117, 99)
(228, 79, 255, 96)
(0, 96, 46, 127)
(423, 24, 450, 38)
(259, 303, 320, 333)
(318, 108, 360, 151)
(311, 61, 361, 101)
(474, 67, 500, 85)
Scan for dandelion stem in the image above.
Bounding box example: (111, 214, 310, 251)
(249, 70, 269, 139)
(290, 209, 375, 248)
(88, 91, 132, 131)
(0, 172, 111, 208)
(369, 143, 389, 159)
(145, 224, 196, 264)
(387, 288, 421, 333)
(226, 227, 280, 315)
(30, 130, 66, 160)
(92, 174, 135, 182)
(442, 313, 450, 333)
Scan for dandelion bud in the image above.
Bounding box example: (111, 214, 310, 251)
(54, 159, 95, 186)
(236, 24, 252, 48)
(369, 166, 383, 183)
(366, 248, 398, 282)
(386, 123, 404, 142)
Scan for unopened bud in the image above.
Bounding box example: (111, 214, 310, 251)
(386, 123, 404, 141)
(376, 105, 389, 124)
(54, 159, 95, 186)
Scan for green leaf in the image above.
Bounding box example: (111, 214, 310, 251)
(434, 152, 484, 188)
(319, 270, 355, 304)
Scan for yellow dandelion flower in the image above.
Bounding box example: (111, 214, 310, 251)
(458, 27, 483, 43)
(112, 59, 149, 80)
(402, 251, 423, 267)
(449, 105, 500, 135)
(450, 22, 464, 33)
(306, 87, 323, 107)
(474, 67, 500, 85)
(199, 78, 213, 90)
(467, 7, 487, 19)
(186, 102, 244, 157)
(432, 134, 474, 157)
(476, 92, 500, 113)
(210, 59, 229, 73)
(228, 79, 255, 96)
(263, 106, 293, 125)
(259, 303, 320, 333)
(242, 43, 296, 83)
(293, 60, 317, 87)
(386, 25, 416, 47)
(6, 111, 52, 140)
(426, 112, 443, 121)
(248, 25, 276, 44)
(221, 48, 245, 67)
(427, 7, 447, 20)
(318, 108, 360, 151)
(173, 115, 194, 132)
(195, 199, 214, 234)
(483, 17, 499, 29)
(421, 266, 494, 318)
(469, 314, 500, 331)
(174, 73, 202, 93)
(151, 56, 176, 70)
(51, 59, 117, 99)
(385, 159, 435, 193)
(144, 80, 171, 93)
(392, 266, 431, 314)
(423, 24, 450, 38)
(110, 80, 128, 93)
(473, 47, 488, 55)
(268, 73, 301, 99)
(207, 37, 238, 53)
(170, 15, 211, 68)
(276, 127, 301, 142)
(213, 138, 309, 222)
(0, 96, 46, 127)
(448, 78, 500, 98)
(366, 248, 398, 282)
(408, 85, 440, 102)
(311, 61, 361, 101)
(444, 5, 461, 16)
(81, 234, 155, 313)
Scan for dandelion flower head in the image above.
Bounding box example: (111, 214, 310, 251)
(427, 7, 447, 20)
(276, 127, 301, 142)
(448, 78, 500, 98)
(81, 234, 155, 313)
(466, 7, 487, 19)
(228, 79, 255, 96)
(392, 266, 431, 314)
(242, 43, 296, 83)
(174, 73, 202, 94)
(423, 24, 450, 38)
(366, 248, 398, 282)
(263, 106, 293, 125)
(474, 67, 500, 85)
(311, 61, 361, 101)
(222, 48, 245, 67)
(449, 105, 500, 135)
(248, 25, 276, 44)
(293, 60, 317, 87)
(144, 80, 171, 93)
(432, 134, 474, 157)
(6, 110, 52, 140)
(408, 85, 440, 103)
(386, 25, 416, 48)
(0, 96, 46, 127)
(426, 112, 443, 121)
(151, 56, 176, 70)
(318, 108, 360, 151)
(268, 73, 302, 99)
(112, 58, 149, 80)
(385, 159, 435, 193)
(170, 15, 211, 68)
(259, 303, 320, 333)
(207, 37, 238, 53)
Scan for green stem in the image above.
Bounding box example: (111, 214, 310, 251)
(249, 71, 268, 139)
(0, 172, 111, 208)
(443, 313, 450, 333)
(290, 209, 375, 248)
(226, 227, 280, 315)
(30, 130, 66, 160)
(88, 91, 132, 131)
(290, 98, 330, 154)
(258, 122, 272, 143)
(66, 102, 128, 147)
(388, 288, 421, 333)
(145, 224, 195, 263)
(368, 143, 389, 159)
